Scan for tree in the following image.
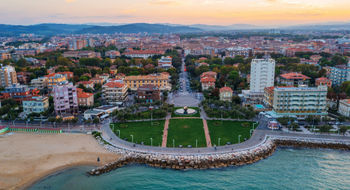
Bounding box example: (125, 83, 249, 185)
(339, 126, 348, 135)
(319, 125, 332, 133)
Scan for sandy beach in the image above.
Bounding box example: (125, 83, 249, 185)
(0, 132, 121, 190)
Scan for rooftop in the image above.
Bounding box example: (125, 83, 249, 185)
(280, 72, 310, 80)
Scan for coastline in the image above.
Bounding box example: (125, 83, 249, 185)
(0, 133, 121, 190)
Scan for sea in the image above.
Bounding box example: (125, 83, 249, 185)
(29, 148, 350, 190)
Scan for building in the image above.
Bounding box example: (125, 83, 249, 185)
(22, 96, 49, 115)
(200, 77, 216, 90)
(0, 84, 39, 102)
(0, 65, 18, 87)
(338, 99, 350, 117)
(158, 56, 173, 69)
(45, 73, 67, 89)
(219, 87, 233, 102)
(263, 86, 275, 108)
(52, 83, 78, 115)
(200, 71, 217, 80)
(278, 73, 310, 86)
(57, 71, 74, 80)
(272, 85, 327, 118)
(76, 81, 94, 89)
(77, 88, 94, 107)
(63, 51, 100, 58)
(316, 77, 332, 88)
(30, 77, 48, 90)
(124, 73, 171, 91)
(102, 82, 128, 105)
(123, 50, 164, 59)
(137, 84, 161, 103)
(250, 58, 275, 93)
(329, 64, 350, 86)
(225, 47, 252, 58)
(17, 72, 31, 84)
(105, 50, 121, 59)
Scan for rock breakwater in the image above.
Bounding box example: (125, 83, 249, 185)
(89, 139, 276, 176)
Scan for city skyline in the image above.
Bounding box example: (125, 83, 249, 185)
(1, 0, 350, 26)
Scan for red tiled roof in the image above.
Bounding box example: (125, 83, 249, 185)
(104, 82, 125, 88)
(200, 77, 216, 83)
(280, 73, 310, 80)
(220, 87, 233, 93)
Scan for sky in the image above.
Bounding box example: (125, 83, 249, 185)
(1, 0, 350, 26)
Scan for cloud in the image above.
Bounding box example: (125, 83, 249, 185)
(65, 0, 76, 3)
(148, 0, 181, 6)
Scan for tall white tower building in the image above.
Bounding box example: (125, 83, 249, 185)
(250, 58, 275, 93)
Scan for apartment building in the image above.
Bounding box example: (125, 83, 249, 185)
(338, 99, 350, 117)
(77, 88, 94, 107)
(273, 85, 328, 118)
(102, 82, 128, 105)
(22, 96, 49, 115)
(158, 56, 173, 69)
(250, 58, 275, 93)
(0, 84, 39, 102)
(52, 83, 78, 115)
(0, 65, 18, 87)
(329, 64, 350, 86)
(45, 73, 67, 89)
(124, 73, 171, 91)
(30, 77, 48, 90)
(137, 84, 160, 103)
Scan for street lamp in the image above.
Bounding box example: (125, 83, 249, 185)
(238, 135, 242, 144)
(149, 106, 154, 126)
(196, 139, 198, 148)
(150, 138, 153, 146)
(117, 130, 121, 137)
(218, 138, 221, 146)
(250, 129, 254, 137)
(130, 135, 134, 143)
(173, 139, 175, 148)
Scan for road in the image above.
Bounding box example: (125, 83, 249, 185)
(168, 58, 202, 107)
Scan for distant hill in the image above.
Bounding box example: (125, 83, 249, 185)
(0, 23, 92, 36)
(0, 23, 201, 36)
(76, 23, 202, 34)
(282, 23, 350, 31)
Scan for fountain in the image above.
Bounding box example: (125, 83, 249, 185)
(174, 106, 197, 115)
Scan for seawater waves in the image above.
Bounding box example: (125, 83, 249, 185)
(29, 148, 350, 190)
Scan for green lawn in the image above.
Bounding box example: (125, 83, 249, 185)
(207, 120, 255, 146)
(110, 121, 165, 146)
(172, 107, 200, 117)
(166, 119, 206, 148)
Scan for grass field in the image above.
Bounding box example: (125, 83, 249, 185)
(166, 119, 206, 148)
(110, 121, 165, 146)
(172, 107, 200, 117)
(207, 120, 255, 146)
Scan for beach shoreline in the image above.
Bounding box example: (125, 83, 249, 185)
(0, 133, 121, 190)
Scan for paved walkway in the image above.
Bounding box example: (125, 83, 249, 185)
(202, 119, 212, 147)
(162, 119, 170, 147)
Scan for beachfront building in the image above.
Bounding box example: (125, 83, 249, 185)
(22, 96, 49, 115)
(219, 87, 233, 102)
(0, 65, 18, 87)
(272, 85, 328, 118)
(278, 73, 310, 86)
(77, 88, 94, 107)
(53, 83, 78, 115)
(338, 99, 350, 117)
(124, 73, 171, 91)
(242, 58, 275, 103)
(102, 82, 128, 105)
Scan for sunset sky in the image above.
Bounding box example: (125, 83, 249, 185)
(1, 0, 350, 26)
